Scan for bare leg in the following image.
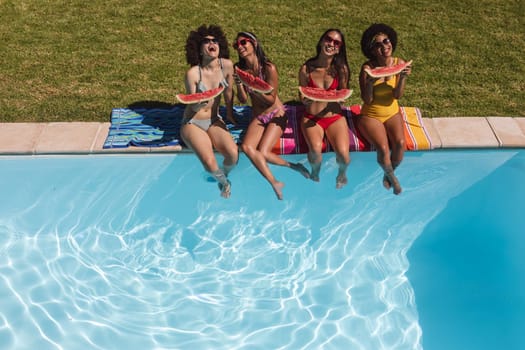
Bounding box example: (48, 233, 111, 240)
(212, 169, 231, 198)
(289, 162, 311, 178)
(383, 165, 402, 195)
(382, 113, 405, 194)
(336, 162, 348, 189)
(308, 153, 322, 182)
(300, 116, 325, 182)
(256, 122, 311, 180)
(242, 119, 285, 200)
(326, 117, 351, 189)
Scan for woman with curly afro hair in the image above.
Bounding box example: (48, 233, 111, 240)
(357, 23, 412, 195)
(180, 25, 238, 198)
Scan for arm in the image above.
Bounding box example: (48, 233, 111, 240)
(233, 64, 249, 104)
(359, 63, 378, 105)
(298, 63, 313, 106)
(222, 59, 236, 124)
(338, 65, 350, 90)
(249, 62, 278, 108)
(183, 68, 206, 112)
(393, 58, 411, 99)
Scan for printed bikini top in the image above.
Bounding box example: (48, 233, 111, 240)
(197, 58, 229, 92)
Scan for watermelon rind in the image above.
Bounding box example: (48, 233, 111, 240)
(364, 60, 413, 78)
(235, 67, 273, 94)
(298, 86, 353, 102)
(176, 86, 225, 104)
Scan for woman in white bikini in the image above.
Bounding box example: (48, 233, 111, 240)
(233, 31, 309, 200)
(180, 25, 238, 198)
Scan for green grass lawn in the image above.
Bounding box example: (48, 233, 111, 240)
(1, 0, 523, 122)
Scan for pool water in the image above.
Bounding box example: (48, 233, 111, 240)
(0, 150, 523, 350)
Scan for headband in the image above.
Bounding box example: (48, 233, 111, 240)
(238, 31, 258, 43)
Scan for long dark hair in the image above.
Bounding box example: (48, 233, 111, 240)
(234, 31, 272, 80)
(305, 28, 350, 87)
(185, 24, 230, 66)
(360, 23, 398, 60)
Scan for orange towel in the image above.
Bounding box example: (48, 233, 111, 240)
(400, 106, 433, 150)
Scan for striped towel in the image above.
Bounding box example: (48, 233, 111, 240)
(271, 105, 366, 154)
(400, 106, 433, 150)
(103, 106, 183, 148)
(271, 105, 432, 154)
(104, 104, 432, 152)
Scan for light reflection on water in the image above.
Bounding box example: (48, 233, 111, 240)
(0, 150, 518, 350)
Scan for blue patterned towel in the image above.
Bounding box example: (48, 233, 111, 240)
(103, 105, 251, 149)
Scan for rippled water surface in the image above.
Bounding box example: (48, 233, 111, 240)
(0, 150, 523, 350)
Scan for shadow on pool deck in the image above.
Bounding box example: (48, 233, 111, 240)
(0, 117, 524, 155)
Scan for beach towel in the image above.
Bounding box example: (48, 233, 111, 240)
(400, 106, 433, 150)
(103, 104, 432, 152)
(103, 106, 183, 148)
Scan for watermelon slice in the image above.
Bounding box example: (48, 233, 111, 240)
(235, 67, 273, 94)
(176, 86, 225, 104)
(364, 60, 412, 78)
(299, 86, 353, 102)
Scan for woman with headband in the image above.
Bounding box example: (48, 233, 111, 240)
(233, 31, 309, 200)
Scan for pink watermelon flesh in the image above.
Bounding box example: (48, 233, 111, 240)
(176, 86, 225, 104)
(235, 67, 273, 93)
(299, 86, 353, 102)
(364, 60, 412, 78)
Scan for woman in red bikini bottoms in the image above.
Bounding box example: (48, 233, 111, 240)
(298, 29, 351, 188)
(233, 31, 309, 200)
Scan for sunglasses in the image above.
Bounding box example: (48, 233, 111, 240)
(323, 35, 342, 48)
(372, 38, 391, 48)
(202, 38, 219, 45)
(232, 38, 253, 49)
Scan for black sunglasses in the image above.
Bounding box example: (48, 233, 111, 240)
(372, 38, 391, 48)
(202, 38, 219, 45)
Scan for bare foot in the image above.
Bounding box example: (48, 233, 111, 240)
(290, 162, 310, 179)
(309, 163, 321, 182)
(218, 180, 231, 199)
(336, 173, 348, 189)
(272, 181, 285, 200)
(383, 174, 391, 190)
(384, 172, 402, 195)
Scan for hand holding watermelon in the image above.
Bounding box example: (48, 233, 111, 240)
(176, 86, 225, 105)
(298, 86, 353, 103)
(364, 60, 413, 78)
(234, 67, 273, 94)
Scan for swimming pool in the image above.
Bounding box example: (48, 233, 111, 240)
(0, 150, 523, 349)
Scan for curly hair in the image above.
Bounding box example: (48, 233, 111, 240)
(360, 23, 398, 60)
(185, 24, 230, 66)
(305, 29, 350, 87)
(233, 31, 272, 80)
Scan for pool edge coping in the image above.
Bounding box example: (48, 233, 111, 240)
(1, 117, 524, 155)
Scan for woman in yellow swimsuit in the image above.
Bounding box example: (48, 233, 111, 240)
(357, 23, 412, 195)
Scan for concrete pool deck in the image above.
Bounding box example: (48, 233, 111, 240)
(1, 116, 525, 155)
